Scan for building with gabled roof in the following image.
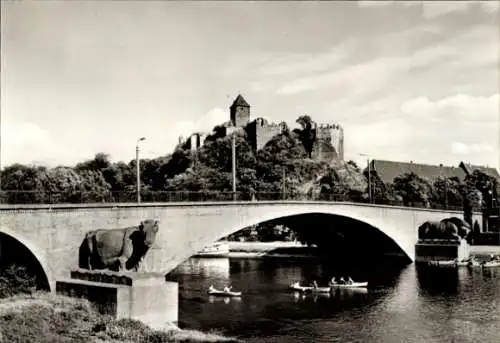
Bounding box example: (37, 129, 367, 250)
(367, 159, 499, 185)
(369, 159, 466, 184)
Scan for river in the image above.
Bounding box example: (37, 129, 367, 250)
(166, 257, 500, 343)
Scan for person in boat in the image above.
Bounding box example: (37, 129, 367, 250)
(312, 280, 318, 289)
(330, 277, 336, 286)
(347, 277, 354, 285)
(223, 285, 232, 293)
(488, 254, 500, 262)
(339, 277, 346, 285)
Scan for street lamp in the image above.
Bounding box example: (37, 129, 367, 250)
(136, 137, 146, 203)
(231, 134, 237, 200)
(360, 153, 371, 203)
(439, 164, 448, 208)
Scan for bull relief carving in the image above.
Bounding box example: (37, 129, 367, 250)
(78, 219, 160, 273)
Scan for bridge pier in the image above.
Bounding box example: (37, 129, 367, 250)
(56, 269, 178, 328)
(415, 239, 470, 263)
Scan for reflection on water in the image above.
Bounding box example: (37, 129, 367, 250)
(168, 258, 500, 343)
(208, 296, 243, 304)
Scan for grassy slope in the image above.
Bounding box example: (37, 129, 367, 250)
(0, 293, 239, 343)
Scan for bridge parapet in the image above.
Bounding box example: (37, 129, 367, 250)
(0, 190, 466, 212)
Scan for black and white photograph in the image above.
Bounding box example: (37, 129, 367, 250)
(0, 1, 499, 342)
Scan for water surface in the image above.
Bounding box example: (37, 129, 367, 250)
(167, 257, 500, 343)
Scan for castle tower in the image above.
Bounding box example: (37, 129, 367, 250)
(230, 94, 250, 127)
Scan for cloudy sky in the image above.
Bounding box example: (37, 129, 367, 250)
(2, 1, 499, 170)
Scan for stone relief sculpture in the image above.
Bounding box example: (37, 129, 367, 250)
(418, 217, 471, 241)
(78, 219, 159, 272)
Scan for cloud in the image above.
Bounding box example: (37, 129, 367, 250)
(275, 17, 497, 99)
(2, 121, 94, 167)
(339, 91, 499, 170)
(276, 53, 408, 96)
(155, 107, 228, 153)
(356, 1, 499, 17)
(422, 1, 499, 19)
(482, 0, 500, 13)
(356, 1, 415, 8)
(451, 142, 494, 155)
(2, 108, 230, 167)
(257, 42, 353, 77)
(400, 93, 499, 123)
(422, 1, 470, 19)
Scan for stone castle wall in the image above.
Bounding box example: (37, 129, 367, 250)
(247, 117, 285, 150)
(231, 106, 250, 128)
(315, 124, 344, 161)
(182, 133, 207, 151)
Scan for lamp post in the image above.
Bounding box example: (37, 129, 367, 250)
(136, 137, 146, 203)
(231, 134, 236, 201)
(282, 168, 286, 200)
(439, 164, 448, 209)
(360, 153, 371, 203)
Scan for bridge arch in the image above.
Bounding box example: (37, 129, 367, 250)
(0, 227, 54, 292)
(197, 205, 415, 263)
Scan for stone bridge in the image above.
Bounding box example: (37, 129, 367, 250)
(0, 201, 481, 292)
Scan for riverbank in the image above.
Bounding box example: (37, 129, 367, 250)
(470, 245, 500, 257)
(0, 293, 239, 343)
(228, 241, 319, 259)
(226, 242, 500, 260)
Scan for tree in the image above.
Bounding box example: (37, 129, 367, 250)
(39, 167, 85, 203)
(296, 115, 316, 158)
(364, 169, 399, 204)
(432, 176, 463, 209)
(392, 172, 434, 207)
(75, 153, 111, 172)
(0, 164, 47, 203)
(77, 169, 112, 202)
(255, 132, 311, 196)
(318, 168, 351, 200)
(102, 161, 134, 193)
(140, 156, 170, 191)
(464, 170, 498, 211)
(198, 131, 256, 173)
(162, 148, 192, 179)
(347, 160, 360, 172)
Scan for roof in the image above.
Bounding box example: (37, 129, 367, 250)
(370, 159, 466, 184)
(230, 94, 250, 108)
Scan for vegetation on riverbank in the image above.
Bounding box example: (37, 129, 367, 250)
(0, 266, 239, 343)
(0, 293, 239, 343)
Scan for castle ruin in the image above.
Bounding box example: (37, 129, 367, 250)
(180, 94, 344, 162)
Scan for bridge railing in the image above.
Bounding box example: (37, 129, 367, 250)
(0, 190, 465, 211)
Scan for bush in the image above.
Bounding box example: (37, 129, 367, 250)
(0, 264, 36, 298)
(0, 293, 240, 343)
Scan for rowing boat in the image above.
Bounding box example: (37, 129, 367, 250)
(468, 260, 482, 267)
(482, 260, 500, 268)
(330, 281, 368, 288)
(207, 286, 242, 297)
(290, 282, 330, 293)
